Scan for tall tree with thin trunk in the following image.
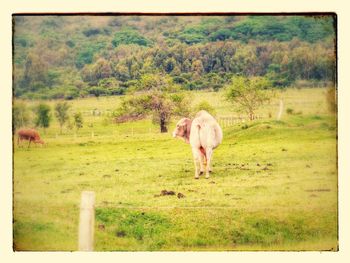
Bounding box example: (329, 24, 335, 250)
(55, 102, 70, 134)
(73, 112, 84, 133)
(225, 76, 272, 120)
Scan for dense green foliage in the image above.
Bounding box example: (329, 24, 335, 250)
(13, 15, 336, 99)
(112, 29, 151, 47)
(34, 103, 51, 131)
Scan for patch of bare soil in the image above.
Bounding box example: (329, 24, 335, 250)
(177, 193, 185, 198)
(154, 189, 183, 197)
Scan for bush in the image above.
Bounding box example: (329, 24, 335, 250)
(193, 100, 216, 116)
(286, 108, 294, 115)
(34, 103, 51, 131)
(88, 86, 107, 97)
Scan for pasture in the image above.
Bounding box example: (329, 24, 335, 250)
(13, 88, 338, 251)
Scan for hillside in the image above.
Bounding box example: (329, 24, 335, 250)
(13, 15, 336, 99)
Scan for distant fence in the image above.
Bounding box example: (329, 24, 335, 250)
(217, 115, 265, 128)
(81, 110, 113, 117)
(50, 115, 266, 140)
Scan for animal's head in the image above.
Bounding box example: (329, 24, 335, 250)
(172, 118, 192, 143)
(36, 139, 45, 145)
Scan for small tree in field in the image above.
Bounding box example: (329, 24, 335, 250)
(55, 101, 70, 134)
(13, 101, 30, 133)
(114, 73, 191, 133)
(193, 100, 216, 116)
(225, 76, 272, 120)
(73, 112, 83, 133)
(34, 103, 51, 133)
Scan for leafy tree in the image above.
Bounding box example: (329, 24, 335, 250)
(54, 102, 70, 134)
(115, 74, 190, 133)
(112, 29, 151, 47)
(34, 103, 51, 132)
(13, 101, 31, 132)
(225, 76, 272, 120)
(73, 112, 83, 132)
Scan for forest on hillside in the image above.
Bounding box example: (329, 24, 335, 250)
(13, 15, 336, 100)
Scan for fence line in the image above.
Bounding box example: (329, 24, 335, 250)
(217, 115, 265, 128)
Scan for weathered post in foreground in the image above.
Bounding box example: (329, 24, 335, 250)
(277, 99, 284, 121)
(78, 191, 95, 251)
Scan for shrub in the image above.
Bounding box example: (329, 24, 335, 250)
(286, 108, 294, 115)
(193, 100, 216, 116)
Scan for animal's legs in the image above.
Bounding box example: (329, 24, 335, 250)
(191, 148, 202, 179)
(205, 148, 213, 179)
(199, 153, 205, 175)
(28, 138, 32, 148)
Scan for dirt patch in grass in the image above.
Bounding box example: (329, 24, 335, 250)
(177, 193, 185, 198)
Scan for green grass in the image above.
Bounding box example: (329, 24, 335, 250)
(13, 88, 338, 251)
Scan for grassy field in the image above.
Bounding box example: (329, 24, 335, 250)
(13, 88, 338, 251)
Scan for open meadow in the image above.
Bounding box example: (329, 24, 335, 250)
(13, 88, 338, 251)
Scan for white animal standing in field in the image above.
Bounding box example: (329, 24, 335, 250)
(172, 110, 223, 179)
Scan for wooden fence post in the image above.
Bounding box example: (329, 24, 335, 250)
(78, 191, 95, 251)
(277, 99, 284, 120)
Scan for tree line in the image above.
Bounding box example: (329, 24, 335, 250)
(13, 101, 83, 134)
(13, 15, 336, 100)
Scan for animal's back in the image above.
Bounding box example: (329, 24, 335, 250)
(192, 111, 223, 149)
(195, 110, 215, 123)
(18, 128, 39, 139)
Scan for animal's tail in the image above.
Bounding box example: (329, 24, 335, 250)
(197, 123, 207, 160)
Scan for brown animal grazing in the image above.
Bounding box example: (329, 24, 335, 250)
(173, 110, 223, 179)
(17, 128, 44, 148)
